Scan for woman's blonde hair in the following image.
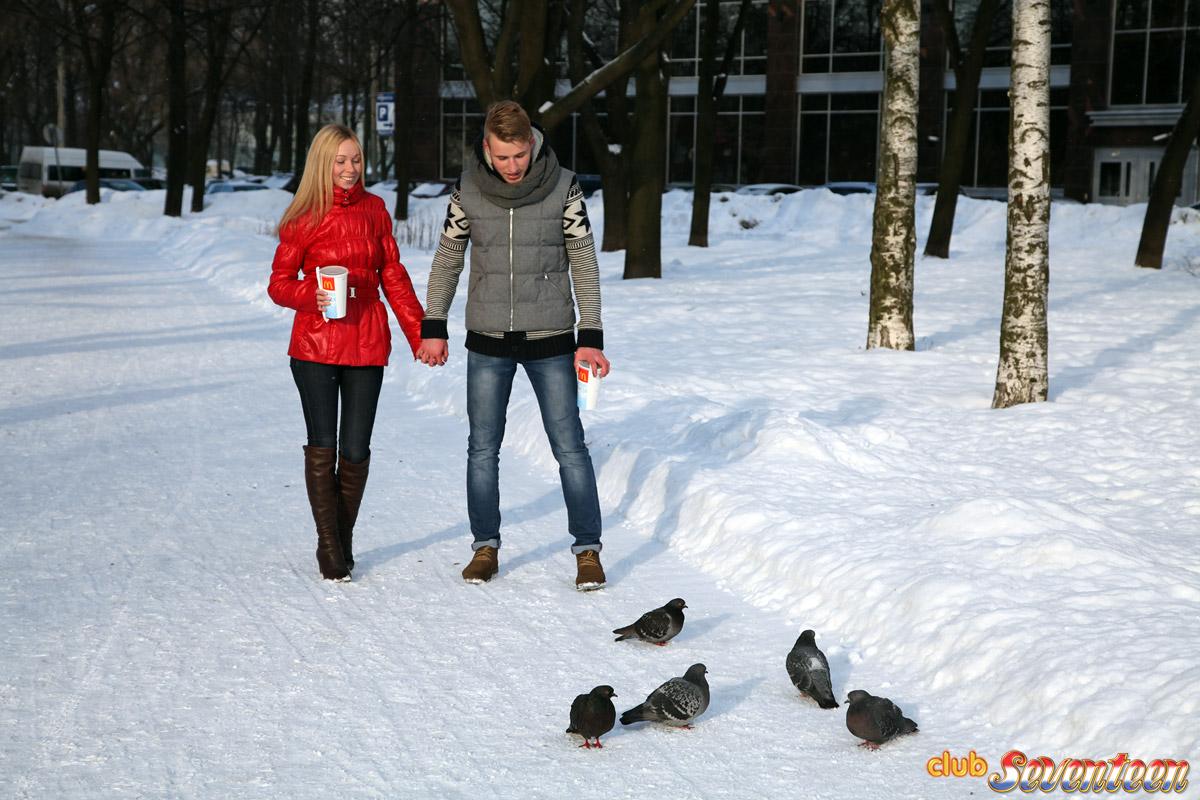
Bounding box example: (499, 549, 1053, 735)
(279, 124, 363, 233)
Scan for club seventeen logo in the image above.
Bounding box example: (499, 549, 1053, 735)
(926, 750, 1189, 793)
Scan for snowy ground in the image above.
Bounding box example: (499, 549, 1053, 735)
(1, 185, 1197, 799)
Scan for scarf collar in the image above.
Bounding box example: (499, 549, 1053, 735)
(332, 182, 365, 207)
(467, 127, 562, 210)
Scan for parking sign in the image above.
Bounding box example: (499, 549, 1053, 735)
(376, 92, 395, 136)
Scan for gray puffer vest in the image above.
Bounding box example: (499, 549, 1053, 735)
(458, 167, 577, 332)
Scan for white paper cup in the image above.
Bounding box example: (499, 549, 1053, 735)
(577, 361, 601, 410)
(317, 266, 348, 320)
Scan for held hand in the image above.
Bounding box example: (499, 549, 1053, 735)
(416, 338, 449, 367)
(575, 347, 610, 378)
(316, 288, 331, 312)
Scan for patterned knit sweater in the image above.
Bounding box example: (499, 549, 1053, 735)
(420, 178, 604, 358)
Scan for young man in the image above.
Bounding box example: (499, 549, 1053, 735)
(415, 101, 610, 590)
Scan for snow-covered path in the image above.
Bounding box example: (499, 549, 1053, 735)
(0, 234, 977, 798)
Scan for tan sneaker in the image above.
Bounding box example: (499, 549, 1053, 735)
(462, 546, 499, 583)
(575, 550, 606, 591)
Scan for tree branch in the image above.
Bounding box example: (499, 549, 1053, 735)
(539, 0, 696, 130)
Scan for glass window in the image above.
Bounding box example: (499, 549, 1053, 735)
(956, 0, 1072, 68)
(1111, 32, 1148, 104)
(804, 0, 832, 56)
(1115, 0, 1148, 29)
(1111, 0, 1200, 105)
(976, 110, 1008, 186)
(1098, 162, 1123, 197)
(1151, 0, 1184, 28)
(802, 0, 880, 72)
(799, 107, 829, 185)
(945, 85, 1068, 188)
(798, 91, 878, 184)
(712, 115, 740, 184)
(739, 112, 765, 183)
(827, 112, 876, 181)
(669, 113, 695, 184)
(1146, 31, 1184, 104)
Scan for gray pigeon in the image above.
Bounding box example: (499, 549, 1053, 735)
(620, 663, 709, 728)
(612, 598, 687, 646)
(566, 685, 617, 749)
(845, 689, 918, 748)
(785, 629, 838, 709)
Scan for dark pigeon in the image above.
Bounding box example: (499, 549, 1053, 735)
(845, 689, 918, 749)
(612, 598, 687, 646)
(785, 629, 838, 709)
(620, 663, 709, 728)
(566, 685, 617, 749)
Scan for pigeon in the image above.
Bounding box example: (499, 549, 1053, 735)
(612, 598, 687, 646)
(566, 685, 617, 749)
(620, 663, 709, 728)
(785, 629, 838, 709)
(845, 689, 918, 749)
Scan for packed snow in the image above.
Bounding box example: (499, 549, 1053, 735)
(1, 183, 1197, 798)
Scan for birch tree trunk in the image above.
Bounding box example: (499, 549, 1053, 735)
(993, 0, 1051, 408)
(866, 0, 919, 350)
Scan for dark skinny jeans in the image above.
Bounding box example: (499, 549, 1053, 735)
(290, 358, 383, 464)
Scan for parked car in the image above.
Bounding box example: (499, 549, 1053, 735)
(575, 173, 602, 197)
(19, 146, 145, 197)
(736, 183, 804, 196)
(1, 165, 17, 191)
(411, 180, 454, 198)
(133, 177, 166, 190)
(66, 178, 146, 193)
(824, 181, 876, 195)
(206, 181, 269, 194)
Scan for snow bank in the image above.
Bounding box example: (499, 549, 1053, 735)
(3, 184, 1197, 763)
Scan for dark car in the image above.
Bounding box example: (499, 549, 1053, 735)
(575, 173, 602, 197)
(66, 178, 146, 193)
(0, 165, 17, 192)
(824, 181, 875, 195)
(206, 181, 269, 194)
(411, 180, 455, 198)
(133, 177, 166, 190)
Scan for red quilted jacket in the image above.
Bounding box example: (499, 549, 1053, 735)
(268, 183, 423, 366)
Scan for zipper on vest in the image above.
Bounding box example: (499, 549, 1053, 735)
(508, 207, 514, 331)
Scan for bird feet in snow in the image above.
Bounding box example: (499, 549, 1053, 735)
(858, 741, 881, 750)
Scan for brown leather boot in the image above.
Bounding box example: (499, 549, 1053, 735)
(575, 549, 606, 591)
(461, 546, 498, 584)
(336, 452, 369, 572)
(304, 446, 349, 581)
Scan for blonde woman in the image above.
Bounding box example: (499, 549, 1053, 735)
(268, 124, 423, 581)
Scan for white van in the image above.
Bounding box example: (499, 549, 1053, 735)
(17, 146, 145, 197)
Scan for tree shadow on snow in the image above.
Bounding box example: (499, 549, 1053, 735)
(357, 486, 567, 575)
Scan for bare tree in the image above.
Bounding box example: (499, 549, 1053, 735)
(444, 0, 695, 131)
(689, 0, 752, 248)
(1134, 72, 1200, 270)
(993, 0, 1050, 408)
(866, 0, 920, 350)
(163, 0, 188, 215)
(924, 0, 1002, 258)
(565, 0, 633, 252)
(624, 0, 672, 279)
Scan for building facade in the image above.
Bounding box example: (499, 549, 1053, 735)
(423, 0, 1200, 206)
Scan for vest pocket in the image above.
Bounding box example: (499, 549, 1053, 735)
(540, 271, 571, 302)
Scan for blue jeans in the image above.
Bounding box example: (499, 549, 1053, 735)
(466, 351, 602, 554)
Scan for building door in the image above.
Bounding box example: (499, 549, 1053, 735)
(1093, 147, 1199, 206)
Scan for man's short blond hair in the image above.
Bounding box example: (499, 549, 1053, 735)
(484, 100, 533, 143)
